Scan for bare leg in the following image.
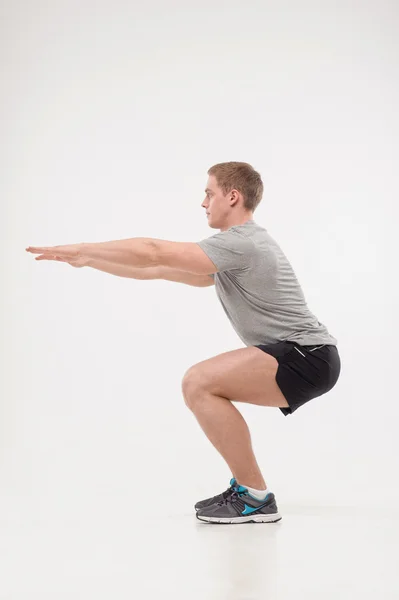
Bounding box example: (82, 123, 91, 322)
(185, 390, 266, 489)
(182, 347, 289, 489)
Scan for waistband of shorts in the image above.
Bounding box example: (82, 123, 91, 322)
(296, 343, 334, 352)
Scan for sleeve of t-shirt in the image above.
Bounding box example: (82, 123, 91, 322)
(196, 229, 255, 273)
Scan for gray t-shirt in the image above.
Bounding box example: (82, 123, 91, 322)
(196, 219, 337, 347)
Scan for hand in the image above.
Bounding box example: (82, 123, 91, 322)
(26, 243, 88, 268)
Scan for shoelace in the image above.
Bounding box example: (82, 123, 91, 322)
(217, 489, 245, 506)
(219, 484, 235, 501)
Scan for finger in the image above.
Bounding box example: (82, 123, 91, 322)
(27, 246, 73, 254)
(26, 247, 55, 254)
(35, 255, 66, 262)
(29, 248, 76, 259)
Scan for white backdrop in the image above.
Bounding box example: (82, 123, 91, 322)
(1, 0, 398, 594)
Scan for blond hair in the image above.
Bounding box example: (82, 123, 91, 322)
(207, 162, 263, 212)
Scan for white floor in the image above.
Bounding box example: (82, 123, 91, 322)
(1, 502, 398, 599)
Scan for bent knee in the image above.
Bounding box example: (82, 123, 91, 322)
(181, 366, 208, 408)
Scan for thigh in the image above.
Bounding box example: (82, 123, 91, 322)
(183, 347, 289, 408)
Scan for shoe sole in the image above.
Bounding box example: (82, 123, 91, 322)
(196, 512, 282, 524)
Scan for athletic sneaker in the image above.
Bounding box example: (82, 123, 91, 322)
(196, 483, 282, 524)
(194, 477, 237, 512)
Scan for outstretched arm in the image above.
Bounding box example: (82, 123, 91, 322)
(85, 260, 214, 287)
(82, 237, 218, 275)
(26, 237, 218, 275)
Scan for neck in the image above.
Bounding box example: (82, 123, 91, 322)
(220, 214, 254, 232)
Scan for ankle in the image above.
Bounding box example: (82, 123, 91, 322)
(240, 483, 271, 501)
(237, 480, 267, 490)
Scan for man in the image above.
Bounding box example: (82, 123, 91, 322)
(26, 161, 341, 525)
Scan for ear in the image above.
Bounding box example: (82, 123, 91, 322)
(229, 189, 240, 207)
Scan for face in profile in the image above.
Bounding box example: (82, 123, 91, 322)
(201, 175, 231, 230)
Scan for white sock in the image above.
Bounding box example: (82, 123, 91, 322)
(242, 484, 271, 501)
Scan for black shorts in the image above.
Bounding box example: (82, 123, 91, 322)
(253, 341, 341, 415)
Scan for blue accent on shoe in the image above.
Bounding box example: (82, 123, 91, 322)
(247, 491, 271, 502)
(232, 484, 271, 503)
(229, 478, 237, 486)
(233, 484, 248, 493)
(241, 500, 271, 515)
